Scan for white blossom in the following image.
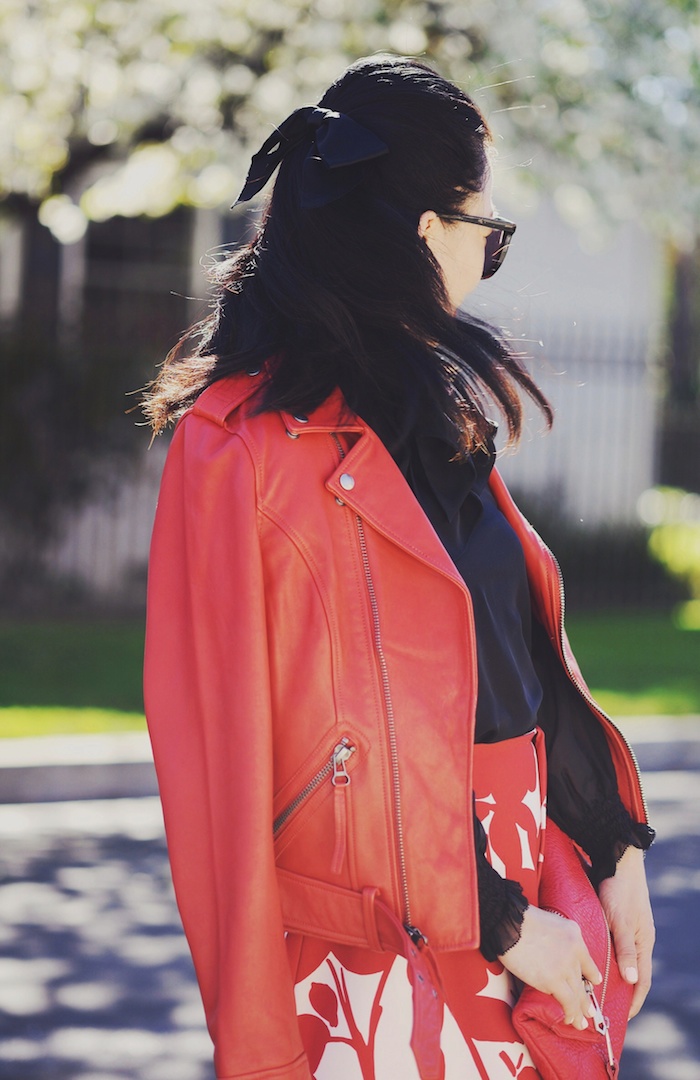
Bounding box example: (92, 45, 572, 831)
(0, 0, 696, 241)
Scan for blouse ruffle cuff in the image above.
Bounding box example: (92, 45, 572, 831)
(477, 860, 530, 962)
(569, 795, 656, 887)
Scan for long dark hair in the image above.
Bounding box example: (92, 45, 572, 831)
(143, 55, 552, 449)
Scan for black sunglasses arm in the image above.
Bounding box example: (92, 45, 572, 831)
(439, 213, 516, 235)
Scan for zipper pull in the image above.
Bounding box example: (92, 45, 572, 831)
(405, 923, 429, 948)
(585, 983, 616, 1074)
(332, 740, 354, 785)
(330, 740, 355, 875)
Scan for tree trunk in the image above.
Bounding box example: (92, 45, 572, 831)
(658, 243, 700, 494)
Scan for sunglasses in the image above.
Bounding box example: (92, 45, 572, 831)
(438, 213, 517, 279)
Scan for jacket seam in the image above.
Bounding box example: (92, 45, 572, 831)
(259, 504, 345, 719)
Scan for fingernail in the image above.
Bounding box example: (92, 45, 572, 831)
(579, 1017, 589, 1030)
(587, 1002, 596, 1018)
(625, 966, 638, 984)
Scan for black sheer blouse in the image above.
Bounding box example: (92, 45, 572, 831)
(379, 412, 654, 960)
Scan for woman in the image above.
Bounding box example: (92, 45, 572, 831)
(144, 55, 655, 1080)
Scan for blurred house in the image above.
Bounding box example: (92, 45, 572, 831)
(0, 201, 665, 606)
(479, 196, 664, 527)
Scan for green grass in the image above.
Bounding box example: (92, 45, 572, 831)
(566, 611, 700, 716)
(0, 612, 697, 738)
(0, 620, 145, 712)
(0, 619, 146, 738)
(0, 707, 145, 739)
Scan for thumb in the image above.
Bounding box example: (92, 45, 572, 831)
(613, 924, 638, 985)
(580, 946, 602, 987)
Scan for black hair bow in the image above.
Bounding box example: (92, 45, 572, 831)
(234, 105, 389, 209)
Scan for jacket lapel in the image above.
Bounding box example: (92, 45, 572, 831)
(324, 419, 469, 594)
(250, 380, 465, 593)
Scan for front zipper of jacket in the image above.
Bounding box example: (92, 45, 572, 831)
(549, 551, 649, 824)
(331, 433, 424, 943)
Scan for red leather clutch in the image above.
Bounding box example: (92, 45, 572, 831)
(512, 820, 634, 1079)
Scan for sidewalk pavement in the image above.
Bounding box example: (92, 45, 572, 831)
(0, 717, 699, 1079)
(3, 715, 700, 804)
(0, 732, 157, 804)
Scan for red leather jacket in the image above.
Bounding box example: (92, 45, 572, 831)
(144, 373, 647, 1080)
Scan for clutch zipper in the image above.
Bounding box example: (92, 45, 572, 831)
(544, 905, 617, 1075)
(585, 907, 616, 1076)
(331, 432, 426, 947)
(586, 989, 616, 1077)
(273, 737, 356, 836)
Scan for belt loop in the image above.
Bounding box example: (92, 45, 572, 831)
(362, 886, 382, 952)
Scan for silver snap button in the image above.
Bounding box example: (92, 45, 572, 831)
(335, 497, 345, 506)
(293, 413, 308, 423)
(285, 429, 300, 440)
(247, 368, 261, 376)
(339, 473, 355, 491)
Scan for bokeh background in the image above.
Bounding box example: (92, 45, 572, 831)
(1, 1, 700, 1078)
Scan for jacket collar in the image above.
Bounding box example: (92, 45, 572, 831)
(280, 386, 364, 435)
(276, 382, 467, 589)
(285, 394, 493, 528)
(194, 373, 366, 435)
(192, 373, 263, 427)
(319, 414, 473, 595)
(194, 373, 489, 597)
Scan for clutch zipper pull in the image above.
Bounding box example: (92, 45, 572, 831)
(584, 981, 617, 1076)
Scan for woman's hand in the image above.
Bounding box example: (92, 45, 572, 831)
(598, 846, 655, 1018)
(499, 905, 602, 1029)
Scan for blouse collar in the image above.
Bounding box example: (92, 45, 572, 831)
(394, 411, 497, 525)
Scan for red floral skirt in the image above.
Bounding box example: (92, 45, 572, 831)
(287, 728, 547, 1080)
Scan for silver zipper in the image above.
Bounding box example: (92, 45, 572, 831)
(586, 980, 616, 1074)
(593, 908, 615, 1074)
(599, 910, 613, 1011)
(546, 906, 613, 1008)
(550, 551, 649, 824)
(331, 433, 423, 942)
(273, 738, 355, 836)
(545, 897, 616, 1071)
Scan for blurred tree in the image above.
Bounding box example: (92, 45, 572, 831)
(1, 0, 699, 592)
(1, 0, 698, 235)
(660, 240, 700, 492)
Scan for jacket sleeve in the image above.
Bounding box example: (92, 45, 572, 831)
(144, 412, 311, 1080)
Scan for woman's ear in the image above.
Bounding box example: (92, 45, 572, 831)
(417, 210, 439, 239)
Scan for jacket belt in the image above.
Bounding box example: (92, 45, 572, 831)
(278, 868, 446, 1080)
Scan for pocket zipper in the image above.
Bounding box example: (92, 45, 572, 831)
(273, 738, 356, 871)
